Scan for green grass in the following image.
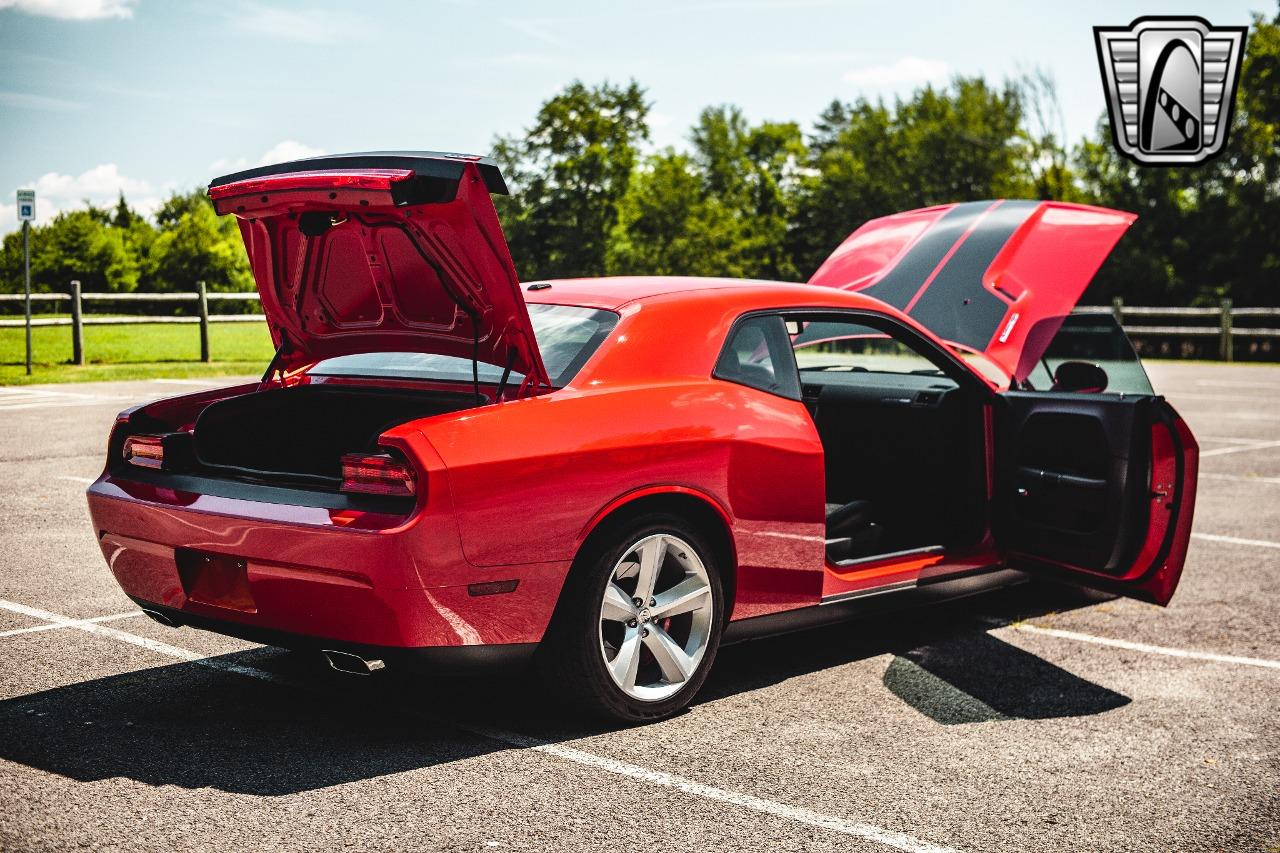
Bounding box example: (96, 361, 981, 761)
(0, 322, 275, 385)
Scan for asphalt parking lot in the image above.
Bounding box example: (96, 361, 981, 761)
(0, 364, 1277, 853)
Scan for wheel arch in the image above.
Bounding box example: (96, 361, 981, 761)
(575, 487, 738, 617)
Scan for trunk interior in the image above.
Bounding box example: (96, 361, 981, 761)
(191, 385, 476, 486)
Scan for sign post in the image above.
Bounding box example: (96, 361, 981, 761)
(17, 190, 35, 376)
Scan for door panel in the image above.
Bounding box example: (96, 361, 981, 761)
(997, 391, 1197, 605)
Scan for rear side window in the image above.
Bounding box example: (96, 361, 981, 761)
(715, 315, 801, 400)
(1023, 313, 1154, 395)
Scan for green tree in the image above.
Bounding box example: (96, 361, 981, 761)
(1, 209, 141, 294)
(1014, 68, 1079, 202)
(689, 106, 806, 280)
(607, 150, 744, 276)
(788, 77, 1030, 277)
(494, 80, 650, 280)
(147, 190, 253, 292)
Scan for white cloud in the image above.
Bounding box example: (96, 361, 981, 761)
(461, 52, 562, 69)
(0, 0, 135, 20)
(236, 4, 376, 44)
(648, 111, 673, 129)
(2, 163, 160, 235)
(32, 162, 153, 198)
(207, 156, 249, 174)
(1, 141, 328, 236)
(209, 140, 326, 175)
(0, 90, 86, 111)
(757, 51, 861, 69)
(843, 57, 951, 91)
(499, 17, 568, 48)
(256, 140, 324, 165)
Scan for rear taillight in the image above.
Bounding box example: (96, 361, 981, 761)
(121, 432, 193, 471)
(123, 435, 166, 469)
(340, 453, 417, 498)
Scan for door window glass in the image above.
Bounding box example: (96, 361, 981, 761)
(791, 320, 951, 381)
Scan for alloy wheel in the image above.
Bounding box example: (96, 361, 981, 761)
(598, 533, 715, 702)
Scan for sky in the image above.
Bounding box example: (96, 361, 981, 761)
(0, 0, 1267, 235)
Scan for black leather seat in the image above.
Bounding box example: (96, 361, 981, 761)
(825, 500, 880, 563)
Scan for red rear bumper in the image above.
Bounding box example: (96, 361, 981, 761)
(87, 475, 570, 652)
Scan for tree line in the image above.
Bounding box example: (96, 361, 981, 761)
(4, 6, 1277, 307)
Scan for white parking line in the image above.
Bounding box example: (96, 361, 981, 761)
(1191, 532, 1280, 551)
(1004, 623, 1280, 671)
(0, 600, 272, 682)
(0, 387, 131, 412)
(1213, 412, 1280, 421)
(151, 379, 223, 387)
(469, 724, 959, 853)
(1194, 380, 1280, 389)
(0, 597, 959, 853)
(1200, 439, 1280, 458)
(57, 475, 95, 485)
(0, 610, 142, 638)
(1168, 392, 1273, 403)
(1200, 472, 1280, 486)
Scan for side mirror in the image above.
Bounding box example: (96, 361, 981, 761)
(1051, 361, 1109, 393)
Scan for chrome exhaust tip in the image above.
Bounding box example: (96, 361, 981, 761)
(140, 607, 181, 628)
(322, 649, 386, 676)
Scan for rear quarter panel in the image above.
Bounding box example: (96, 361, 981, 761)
(417, 293, 829, 619)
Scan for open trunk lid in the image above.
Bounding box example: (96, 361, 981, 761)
(808, 200, 1135, 384)
(209, 151, 550, 387)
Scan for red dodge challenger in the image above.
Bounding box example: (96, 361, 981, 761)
(87, 151, 1198, 721)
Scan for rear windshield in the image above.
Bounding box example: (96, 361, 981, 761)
(1023, 313, 1154, 395)
(309, 303, 619, 387)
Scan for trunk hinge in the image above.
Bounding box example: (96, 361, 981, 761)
(260, 333, 293, 388)
(494, 346, 518, 403)
(469, 312, 483, 404)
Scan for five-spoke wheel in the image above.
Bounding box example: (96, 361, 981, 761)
(540, 514, 725, 722)
(599, 533, 715, 702)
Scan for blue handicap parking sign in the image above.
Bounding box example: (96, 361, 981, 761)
(19, 204, 32, 218)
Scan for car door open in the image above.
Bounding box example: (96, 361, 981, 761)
(994, 389, 1198, 605)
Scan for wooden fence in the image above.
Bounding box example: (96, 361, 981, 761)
(1079, 298, 1280, 362)
(0, 281, 263, 363)
(3, 283, 1279, 365)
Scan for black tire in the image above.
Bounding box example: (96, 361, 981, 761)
(538, 512, 725, 723)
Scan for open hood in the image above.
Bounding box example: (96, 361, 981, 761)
(209, 151, 550, 388)
(808, 200, 1135, 383)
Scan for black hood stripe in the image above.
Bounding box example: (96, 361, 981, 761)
(906, 200, 1040, 352)
(859, 201, 996, 310)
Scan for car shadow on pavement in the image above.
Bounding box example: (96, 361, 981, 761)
(699, 580, 1131, 724)
(0, 649, 516, 795)
(0, 581, 1128, 795)
(880, 631, 1130, 724)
